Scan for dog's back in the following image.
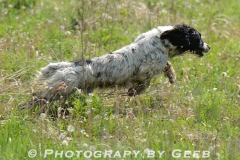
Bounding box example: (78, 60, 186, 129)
(134, 26, 174, 43)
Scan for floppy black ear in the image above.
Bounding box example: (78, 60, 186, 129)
(160, 28, 190, 47)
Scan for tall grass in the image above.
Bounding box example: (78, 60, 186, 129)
(0, 0, 239, 159)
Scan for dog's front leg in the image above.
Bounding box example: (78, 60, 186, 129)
(127, 80, 150, 96)
(163, 61, 176, 84)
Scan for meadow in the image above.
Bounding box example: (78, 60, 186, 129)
(0, 0, 239, 159)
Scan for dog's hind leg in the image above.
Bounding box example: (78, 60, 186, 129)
(20, 67, 82, 109)
(163, 61, 176, 84)
(127, 80, 150, 96)
(19, 81, 77, 109)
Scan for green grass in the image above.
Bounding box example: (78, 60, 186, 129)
(0, 0, 239, 159)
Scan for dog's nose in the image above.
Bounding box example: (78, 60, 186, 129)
(204, 43, 210, 51)
(207, 44, 210, 50)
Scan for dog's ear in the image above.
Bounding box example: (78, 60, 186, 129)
(160, 28, 190, 47)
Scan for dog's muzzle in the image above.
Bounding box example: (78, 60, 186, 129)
(203, 42, 211, 52)
(194, 42, 210, 57)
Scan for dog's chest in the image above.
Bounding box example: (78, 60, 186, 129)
(136, 49, 168, 80)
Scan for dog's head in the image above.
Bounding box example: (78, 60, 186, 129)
(160, 24, 210, 57)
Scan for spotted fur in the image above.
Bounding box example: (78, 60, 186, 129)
(20, 24, 210, 109)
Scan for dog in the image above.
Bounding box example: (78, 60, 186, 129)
(20, 24, 210, 109)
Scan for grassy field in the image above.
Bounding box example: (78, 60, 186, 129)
(0, 0, 239, 159)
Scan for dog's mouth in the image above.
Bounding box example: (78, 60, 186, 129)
(190, 50, 204, 57)
(190, 44, 210, 57)
(190, 46, 211, 57)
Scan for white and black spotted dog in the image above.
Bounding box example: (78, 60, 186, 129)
(21, 24, 210, 109)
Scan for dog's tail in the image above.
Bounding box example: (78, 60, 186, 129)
(36, 62, 74, 82)
(20, 62, 83, 109)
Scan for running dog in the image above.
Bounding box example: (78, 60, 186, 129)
(21, 24, 210, 109)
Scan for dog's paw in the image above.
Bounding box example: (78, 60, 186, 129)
(163, 61, 176, 84)
(19, 96, 48, 110)
(169, 78, 175, 84)
(127, 88, 137, 96)
(169, 74, 176, 84)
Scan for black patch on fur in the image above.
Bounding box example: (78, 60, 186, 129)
(124, 54, 129, 62)
(151, 40, 158, 47)
(160, 24, 207, 57)
(73, 59, 92, 66)
(132, 66, 140, 76)
(95, 72, 101, 78)
(108, 56, 115, 62)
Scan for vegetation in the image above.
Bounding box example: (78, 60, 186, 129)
(0, 0, 239, 159)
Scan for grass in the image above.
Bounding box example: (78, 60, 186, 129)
(0, 0, 239, 159)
